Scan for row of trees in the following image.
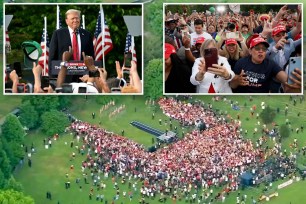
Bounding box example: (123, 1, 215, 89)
(0, 96, 74, 202)
(0, 114, 34, 203)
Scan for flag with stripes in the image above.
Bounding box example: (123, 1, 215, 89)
(5, 30, 11, 53)
(5, 31, 10, 46)
(38, 28, 50, 76)
(56, 5, 62, 30)
(93, 10, 113, 61)
(124, 32, 137, 62)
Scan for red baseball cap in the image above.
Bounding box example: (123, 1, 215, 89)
(272, 25, 286, 36)
(246, 33, 259, 48)
(165, 43, 176, 59)
(225, 38, 237, 46)
(250, 37, 269, 49)
(259, 14, 270, 22)
(195, 37, 205, 45)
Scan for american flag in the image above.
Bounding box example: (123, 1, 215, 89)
(124, 32, 137, 62)
(5, 30, 11, 53)
(93, 10, 113, 61)
(5, 31, 10, 45)
(56, 5, 62, 30)
(38, 27, 50, 76)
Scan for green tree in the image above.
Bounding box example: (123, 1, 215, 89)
(1, 114, 25, 143)
(41, 110, 70, 136)
(0, 189, 34, 204)
(19, 101, 39, 129)
(144, 59, 163, 100)
(4, 177, 23, 192)
(0, 170, 5, 189)
(144, 1, 163, 65)
(279, 124, 290, 139)
(259, 106, 276, 124)
(0, 150, 12, 180)
(1, 115, 25, 167)
(2, 140, 24, 169)
(22, 96, 60, 116)
(58, 95, 72, 110)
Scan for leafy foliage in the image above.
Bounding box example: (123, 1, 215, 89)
(279, 124, 290, 139)
(41, 110, 70, 136)
(19, 101, 39, 129)
(58, 95, 72, 110)
(1, 114, 25, 143)
(0, 150, 12, 180)
(0, 189, 34, 204)
(22, 96, 60, 116)
(144, 58, 163, 100)
(0, 115, 25, 191)
(144, 1, 163, 65)
(3, 177, 23, 192)
(259, 106, 276, 124)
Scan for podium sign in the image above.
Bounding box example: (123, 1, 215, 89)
(51, 60, 102, 75)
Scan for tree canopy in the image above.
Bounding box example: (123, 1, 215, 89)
(41, 110, 70, 136)
(19, 101, 39, 129)
(144, 58, 163, 100)
(260, 106, 276, 125)
(280, 124, 290, 139)
(0, 189, 34, 204)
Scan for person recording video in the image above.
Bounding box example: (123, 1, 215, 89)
(48, 9, 94, 80)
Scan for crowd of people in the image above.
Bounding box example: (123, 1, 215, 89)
(165, 4, 302, 93)
(108, 104, 126, 118)
(5, 9, 142, 94)
(65, 96, 304, 203)
(61, 95, 306, 203)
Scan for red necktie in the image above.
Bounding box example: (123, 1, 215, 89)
(72, 31, 79, 60)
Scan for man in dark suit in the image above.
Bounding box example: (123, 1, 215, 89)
(49, 9, 94, 80)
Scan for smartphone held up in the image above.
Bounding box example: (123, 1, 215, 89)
(204, 48, 218, 69)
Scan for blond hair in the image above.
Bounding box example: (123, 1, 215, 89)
(65, 9, 81, 19)
(200, 39, 219, 58)
(224, 44, 240, 61)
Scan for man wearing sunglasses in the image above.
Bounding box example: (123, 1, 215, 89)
(230, 37, 301, 93)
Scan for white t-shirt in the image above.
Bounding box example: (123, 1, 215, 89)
(70, 82, 99, 93)
(190, 32, 212, 46)
(190, 56, 234, 93)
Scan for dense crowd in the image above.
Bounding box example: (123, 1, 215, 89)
(63, 96, 306, 203)
(165, 4, 302, 93)
(68, 98, 269, 203)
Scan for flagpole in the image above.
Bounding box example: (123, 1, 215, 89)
(56, 5, 60, 30)
(43, 16, 47, 76)
(100, 4, 105, 69)
(82, 15, 85, 29)
(131, 35, 135, 61)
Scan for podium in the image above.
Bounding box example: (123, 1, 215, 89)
(50, 60, 102, 76)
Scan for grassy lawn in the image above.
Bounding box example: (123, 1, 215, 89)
(13, 95, 306, 204)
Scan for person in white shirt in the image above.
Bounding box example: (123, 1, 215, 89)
(190, 19, 212, 47)
(190, 39, 234, 93)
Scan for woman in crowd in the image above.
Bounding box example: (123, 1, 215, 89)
(165, 41, 196, 93)
(190, 39, 235, 93)
(218, 32, 249, 69)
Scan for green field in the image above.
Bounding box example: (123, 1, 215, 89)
(14, 95, 306, 204)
